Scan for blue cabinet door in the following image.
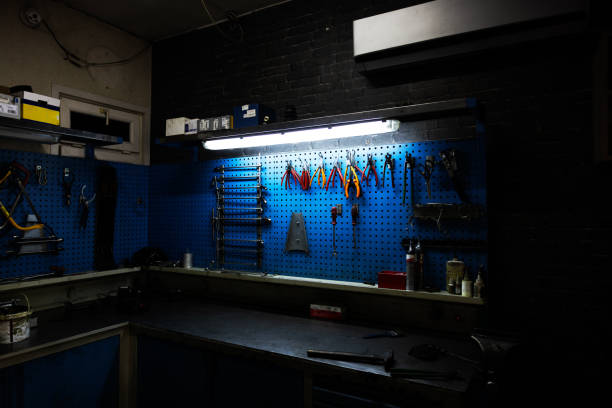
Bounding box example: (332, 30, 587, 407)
(0, 335, 119, 408)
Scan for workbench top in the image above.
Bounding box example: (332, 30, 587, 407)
(1, 298, 481, 395)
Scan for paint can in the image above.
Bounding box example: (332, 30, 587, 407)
(0, 294, 32, 344)
(183, 250, 193, 269)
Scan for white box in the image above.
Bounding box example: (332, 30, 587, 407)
(0, 93, 20, 119)
(165, 117, 198, 136)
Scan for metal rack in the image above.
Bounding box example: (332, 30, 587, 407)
(211, 158, 269, 270)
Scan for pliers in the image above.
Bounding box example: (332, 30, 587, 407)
(403, 152, 416, 205)
(325, 158, 344, 190)
(343, 150, 363, 199)
(382, 153, 395, 188)
(311, 152, 327, 188)
(281, 160, 301, 189)
(298, 158, 311, 190)
(362, 154, 379, 187)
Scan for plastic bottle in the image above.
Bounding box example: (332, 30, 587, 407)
(405, 240, 416, 291)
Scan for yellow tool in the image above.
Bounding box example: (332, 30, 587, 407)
(343, 150, 363, 199)
(0, 202, 43, 231)
(311, 152, 327, 188)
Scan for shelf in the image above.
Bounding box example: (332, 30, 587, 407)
(157, 98, 477, 144)
(0, 117, 123, 146)
(148, 266, 485, 306)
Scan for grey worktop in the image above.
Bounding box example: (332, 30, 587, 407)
(1, 298, 481, 394)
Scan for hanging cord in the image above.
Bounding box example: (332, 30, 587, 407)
(41, 19, 150, 68)
(200, 0, 244, 42)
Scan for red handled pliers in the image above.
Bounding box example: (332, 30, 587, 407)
(298, 158, 311, 190)
(325, 158, 344, 191)
(362, 154, 379, 187)
(281, 160, 301, 189)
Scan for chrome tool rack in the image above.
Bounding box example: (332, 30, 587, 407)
(212, 159, 269, 270)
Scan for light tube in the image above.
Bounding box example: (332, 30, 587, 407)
(203, 119, 400, 150)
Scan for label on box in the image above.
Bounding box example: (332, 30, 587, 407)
(242, 104, 249, 111)
(0, 102, 18, 116)
(244, 109, 256, 118)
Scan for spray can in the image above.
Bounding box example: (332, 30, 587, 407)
(405, 240, 417, 291)
(474, 265, 485, 298)
(415, 240, 424, 290)
(183, 249, 193, 269)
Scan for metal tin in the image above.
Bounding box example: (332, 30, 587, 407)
(0, 294, 32, 344)
(446, 258, 465, 293)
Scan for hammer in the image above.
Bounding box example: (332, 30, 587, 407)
(307, 349, 394, 371)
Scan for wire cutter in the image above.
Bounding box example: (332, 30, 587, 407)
(79, 185, 96, 229)
(418, 156, 436, 199)
(403, 152, 416, 205)
(325, 158, 344, 190)
(382, 153, 395, 188)
(281, 161, 301, 189)
(298, 158, 311, 190)
(362, 154, 379, 187)
(343, 150, 362, 199)
(311, 152, 327, 188)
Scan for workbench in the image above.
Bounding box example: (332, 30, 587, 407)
(0, 296, 482, 407)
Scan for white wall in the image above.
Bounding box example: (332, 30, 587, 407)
(0, 0, 152, 159)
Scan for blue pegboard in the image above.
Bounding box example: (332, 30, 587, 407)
(149, 137, 487, 289)
(0, 149, 148, 279)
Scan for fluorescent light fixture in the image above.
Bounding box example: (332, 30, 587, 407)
(203, 119, 400, 150)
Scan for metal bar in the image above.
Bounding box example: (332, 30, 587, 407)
(216, 176, 260, 181)
(214, 165, 261, 172)
(221, 261, 258, 266)
(219, 238, 264, 244)
(222, 248, 260, 254)
(219, 186, 267, 190)
(214, 217, 271, 223)
(218, 207, 263, 211)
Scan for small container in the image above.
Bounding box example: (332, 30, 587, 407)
(378, 271, 407, 290)
(474, 265, 485, 298)
(462, 280, 473, 297)
(446, 258, 465, 291)
(447, 278, 456, 295)
(183, 250, 193, 269)
(0, 294, 32, 344)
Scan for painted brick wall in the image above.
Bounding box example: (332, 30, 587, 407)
(151, 0, 610, 387)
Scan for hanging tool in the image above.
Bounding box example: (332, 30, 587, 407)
(284, 212, 309, 254)
(325, 158, 344, 190)
(62, 168, 74, 206)
(439, 149, 469, 203)
(311, 152, 327, 188)
(418, 156, 436, 199)
(307, 349, 394, 372)
(331, 206, 338, 256)
(343, 150, 363, 199)
(79, 185, 96, 229)
(281, 161, 301, 189)
(363, 329, 403, 339)
(298, 158, 311, 190)
(382, 153, 395, 188)
(362, 154, 379, 187)
(35, 165, 47, 186)
(403, 152, 416, 206)
(351, 203, 358, 249)
(0, 162, 44, 232)
(214, 164, 261, 172)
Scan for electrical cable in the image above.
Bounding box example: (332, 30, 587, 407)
(199, 0, 244, 42)
(40, 20, 150, 68)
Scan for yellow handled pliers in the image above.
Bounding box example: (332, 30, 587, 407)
(311, 152, 326, 188)
(343, 150, 363, 199)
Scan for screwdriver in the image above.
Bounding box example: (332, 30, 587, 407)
(331, 206, 338, 256)
(351, 204, 358, 249)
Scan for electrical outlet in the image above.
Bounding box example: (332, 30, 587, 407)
(20, 7, 42, 28)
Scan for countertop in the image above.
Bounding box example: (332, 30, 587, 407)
(1, 298, 482, 394)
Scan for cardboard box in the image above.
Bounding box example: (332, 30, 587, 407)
(0, 93, 21, 120)
(165, 117, 198, 136)
(233, 104, 275, 128)
(14, 91, 60, 125)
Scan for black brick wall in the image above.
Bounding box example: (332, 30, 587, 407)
(152, 0, 610, 398)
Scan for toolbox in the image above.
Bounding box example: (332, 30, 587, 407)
(0, 93, 20, 120)
(233, 104, 275, 128)
(378, 271, 407, 290)
(14, 91, 60, 125)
